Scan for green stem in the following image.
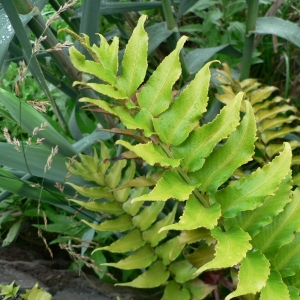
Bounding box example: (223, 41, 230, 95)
(161, 0, 177, 30)
(177, 167, 209, 208)
(28, 14, 81, 81)
(48, 0, 80, 32)
(160, 143, 209, 208)
(161, 0, 189, 81)
(283, 52, 290, 98)
(12, 0, 34, 14)
(240, 0, 259, 80)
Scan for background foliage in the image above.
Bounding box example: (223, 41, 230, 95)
(0, 0, 300, 299)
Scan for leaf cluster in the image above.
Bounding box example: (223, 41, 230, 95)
(65, 16, 300, 299)
(0, 282, 52, 300)
(0, 1, 300, 298)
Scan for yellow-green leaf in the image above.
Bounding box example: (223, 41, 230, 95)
(116, 261, 169, 288)
(83, 82, 128, 100)
(103, 244, 157, 269)
(251, 187, 300, 260)
(68, 152, 106, 186)
(293, 173, 300, 186)
(137, 36, 187, 116)
(142, 204, 177, 247)
(249, 86, 277, 105)
(169, 260, 198, 283)
(80, 98, 154, 133)
(224, 173, 292, 236)
(155, 237, 184, 265)
(191, 100, 256, 194)
(259, 270, 289, 300)
(82, 214, 134, 232)
(66, 183, 112, 200)
(115, 173, 160, 191)
(160, 195, 221, 232)
(162, 281, 190, 300)
(99, 141, 111, 175)
(214, 142, 291, 218)
(132, 201, 165, 230)
(272, 233, 300, 277)
(258, 115, 298, 132)
(194, 226, 252, 276)
(153, 61, 214, 146)
(252, 96, 284, 113)
(117, 15, 148, 97)
(284, 270, 300, 289)
(95, 229, 145, 253)
(122, 187, 146, 216)
(132, 170, 194, 202)
(20, 283, 51, 300)
(288, 286, 300, 300)
(225, 250, 270, 300)
(184, 279, 216, 300)
(113, 161, 136, 203)
(70, 199, 124, 215)
(105, 160, 127, 189)
(185, 243, 215, 269)
(116, 141, 181, 168)
(69, 46, 116, 85)
(256, 105, 297, 123)
(261, 126, 300, 144)
(92, 35, 119, 75)
(172, 92, 243, 172)
(178, 228, 215, 245)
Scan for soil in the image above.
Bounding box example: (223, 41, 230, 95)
(0, 244, 160, 300)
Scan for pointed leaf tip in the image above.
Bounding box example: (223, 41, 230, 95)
(214, 141, 291, 218)
(117, 14, 148, 97)
(194, 226, 252, 276)
(173, 91, 243, 172)
(137, 35, 187, 116)
(225, 250, 270, 300)
(132, 170, 194, 202)
(116, 260, 169, 288)
(159, 196, 221, 232)
(154, 61, 215, 146)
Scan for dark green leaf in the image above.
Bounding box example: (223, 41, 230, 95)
(255, 17, 300, 48)
(186, 45, 242, 74)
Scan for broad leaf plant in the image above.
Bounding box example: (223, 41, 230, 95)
(64, 16, 300, 299)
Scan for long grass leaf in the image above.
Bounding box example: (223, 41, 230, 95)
(2, 1, 65, 129)
(0, 7, 34, 67)
(0, 143, 82, 185)
(255, 17, 300, 48)
(0, 88, 76, 157)
(73, 2, 162, 17)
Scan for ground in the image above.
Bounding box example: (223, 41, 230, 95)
(0, 244, 159, 300)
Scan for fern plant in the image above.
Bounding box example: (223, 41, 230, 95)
(215, 63, 300, 184)
(64, 15, 300, 299)
(66, 144, 215, 299)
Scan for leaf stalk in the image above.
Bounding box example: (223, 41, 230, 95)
(159, 142, 209, 208)
(240, 0, 259, 80)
